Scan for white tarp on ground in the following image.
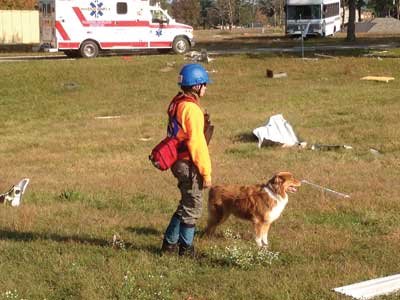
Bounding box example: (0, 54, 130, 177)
(253, 114, 300, 148)
(334, 274, 400, 299)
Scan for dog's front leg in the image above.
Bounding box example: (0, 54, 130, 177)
(260, 223, 271, 247)
(254, 222, 263, 247)
(255, 236, 263, 247)
(254, 221, 270, 247)
(261, 233, 268, 247)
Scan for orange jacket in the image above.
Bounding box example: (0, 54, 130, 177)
(174, 94, 212, 182)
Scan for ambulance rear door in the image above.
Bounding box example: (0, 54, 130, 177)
(39, 0, 56, 48)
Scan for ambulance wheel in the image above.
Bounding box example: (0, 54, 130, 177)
(80, 40, 99, 58)
(172, 37, 189, 54)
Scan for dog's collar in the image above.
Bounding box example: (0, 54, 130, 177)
(263, 186, 286, 202)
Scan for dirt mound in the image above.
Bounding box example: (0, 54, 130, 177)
(356, 17, 400, 34)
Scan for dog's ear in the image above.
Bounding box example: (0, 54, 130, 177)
(273, 174, 284, 185)
(267, 174, 286, 196)
(267, 174, 282, 193)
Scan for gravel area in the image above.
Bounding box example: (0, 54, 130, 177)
(356, 17, 400, 33)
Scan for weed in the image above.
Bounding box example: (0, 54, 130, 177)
(59, 190, 84, 202)
(119, 271, 172, 300)
(206, 243, 279, 269)
(205, 228, 279, 269)
(1, 290, 19, 300)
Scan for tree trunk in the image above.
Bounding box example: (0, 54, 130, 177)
(397, 0, 400, 19)
(346, 0, 356, 41)
(342, 5, 345, 30)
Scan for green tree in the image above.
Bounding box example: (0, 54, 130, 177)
(201, 0, 215, 28)
(368, 0, 396, 16)
(171, 0, 201, 27)
(238, 2, 254, 26)
(0, 0, 36, 9)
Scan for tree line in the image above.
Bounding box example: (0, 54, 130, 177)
(1, 0, 398, 42)
(0, 0, 37, 9)
(1, 0, 398, 26)
(167, 0, 399, 29)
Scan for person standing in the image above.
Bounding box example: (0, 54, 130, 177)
(161, 64, 213, 257)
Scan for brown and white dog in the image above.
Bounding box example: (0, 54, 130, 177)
(205, 172, 301, 247)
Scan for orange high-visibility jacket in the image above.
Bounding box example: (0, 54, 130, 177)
(174, 96, 212, 182)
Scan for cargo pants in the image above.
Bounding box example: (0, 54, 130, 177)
(171, 159, 204, 225)
(163, 159, 204, 248)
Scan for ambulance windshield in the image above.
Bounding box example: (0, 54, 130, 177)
(151, 10, 169, 24)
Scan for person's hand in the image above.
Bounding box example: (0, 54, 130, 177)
(203, 179, 212, 188)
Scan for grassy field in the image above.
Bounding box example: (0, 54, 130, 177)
(0, 44, 400, 300)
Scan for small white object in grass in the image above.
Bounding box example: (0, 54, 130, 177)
(95, 116, 121, 120)
(139, 137, 152, 141)
(10, 178, 30, 207)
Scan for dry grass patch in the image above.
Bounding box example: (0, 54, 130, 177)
(0, 52, 400, 299)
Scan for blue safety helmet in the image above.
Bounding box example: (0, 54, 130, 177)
(178, 64, 212, 87)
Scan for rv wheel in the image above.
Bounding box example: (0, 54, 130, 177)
(172, 37, 189, 54)
(80, 41, 99, 58)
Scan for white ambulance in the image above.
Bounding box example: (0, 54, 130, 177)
(38, 0, 194, 58)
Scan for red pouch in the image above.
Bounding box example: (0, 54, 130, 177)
(149, 137, 180, 171)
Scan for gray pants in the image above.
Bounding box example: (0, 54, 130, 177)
(171, 159, 204, 225)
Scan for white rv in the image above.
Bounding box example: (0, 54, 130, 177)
(286, 0, 341, 36)
(38, 0, 194, 58)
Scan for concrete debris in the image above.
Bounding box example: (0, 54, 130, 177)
(184, 49, 214, 63)
(112, 234, 126, 250)
(266, 69, 287, 79)
(160, 66, 173, 72)
(63, 82, 80, 90)
(160, 61, 176, 72)
(311, 144, 352, 151)
(314, 53, 338, 59)
(334, 274, 400, 299)
(361, 76, 394, 83)
(370, 148, 381, 155)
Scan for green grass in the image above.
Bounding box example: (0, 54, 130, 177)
(0, 48, 400, 300)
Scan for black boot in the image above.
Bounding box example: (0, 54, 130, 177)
(178, 243, 195, 257)
(161, 239, 177, 254)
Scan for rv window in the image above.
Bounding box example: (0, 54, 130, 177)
(323, 3, 339, 18)
(287, 5, 321, 20)
(117, 2, 128, 14)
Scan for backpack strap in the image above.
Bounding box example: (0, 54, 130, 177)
(167, 93, 198, 137)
